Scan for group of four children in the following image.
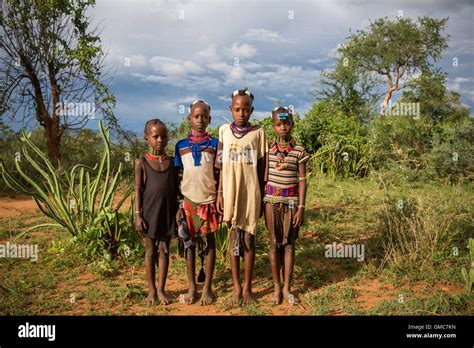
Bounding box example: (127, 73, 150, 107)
(134, 88, 309, 307)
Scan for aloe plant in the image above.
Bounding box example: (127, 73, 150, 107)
(310, 137, 368, 179)
(0, 120, 133, 244)
(461, 238, 474, 292)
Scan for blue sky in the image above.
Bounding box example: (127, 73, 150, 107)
(90, 0, 474, 132)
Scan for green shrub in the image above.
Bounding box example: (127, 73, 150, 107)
(300, 101, 368, 178)
(0, 121, 137, 258)
(367, 115, 433, 172)
(425, 117, 474, 181)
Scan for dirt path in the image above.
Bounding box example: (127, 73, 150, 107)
(0, 196, 39, 217)
(0, 194, 131, 218)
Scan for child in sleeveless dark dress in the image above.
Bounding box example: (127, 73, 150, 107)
(134, 119, 179, 305)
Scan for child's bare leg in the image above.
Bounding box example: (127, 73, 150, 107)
(183, 245, 197, 304)
(229, 229, 242, 306)
(144, 237, 157, 304)
(265, 203, 282, 304)
(282, 244, 296, 304)
(242, 232, 256, 305)
(200, 233, 215, 305)
(156, 239, 170, 305)
(280, 259, 285, 283)
(269, 246, 282, 304)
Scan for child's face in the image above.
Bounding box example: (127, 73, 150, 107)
(272, 114, 293, 140)
(230, 95, 253, 127)
(188, 103, 211, 132)
(145, 124, 168, 152)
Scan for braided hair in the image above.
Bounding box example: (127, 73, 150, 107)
(231, 88, 254, 103)
(272, 106, 294, 124)
(144, 118, 167, 135)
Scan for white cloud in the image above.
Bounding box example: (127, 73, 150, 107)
(307, 58, 330, 65)
(226, 67, 247, 83)
(149, 56, 204, 76)
(208, 62, 232, 74)
(127, 54, 148, 68)
(227, 43, 257, 59)
(327, 42, 344, 58)
(241, 61, 263, 71)
(465, 90, 474, 102)
(243, 29, 290, 43)
(90, 0, 474, 128)
(195, 44, 220, 63)
(453, 77, 474, 83)
(218, 95, 231, 102)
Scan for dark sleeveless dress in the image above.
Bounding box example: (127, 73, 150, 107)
(141, 157, 178, 239)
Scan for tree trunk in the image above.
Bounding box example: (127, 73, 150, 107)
(380, 86, 397, 117)
(43, 115, 62, 169)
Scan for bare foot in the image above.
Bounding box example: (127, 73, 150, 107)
(231, 287, 242, 307)
(181, 288, 197, 305)
(200, 287, 214, 305)
(283, 289, 297, 305)
(242, 290, 256, 305)
(273, 287, 282, 305)
(157, 290, 170, 305)
(145, 291, 157, 305)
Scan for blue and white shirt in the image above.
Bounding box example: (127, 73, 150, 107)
(174, 137, 219, 204)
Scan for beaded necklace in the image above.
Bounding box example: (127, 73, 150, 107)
(145, 146, 168, 161)
(230, 121, 252, 139)
(187, 130, 211, 166)
(270, 137, 295, 170)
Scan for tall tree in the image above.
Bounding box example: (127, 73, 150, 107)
(400, 69, 470, 122)
(339, 16, 449, 115)
(0, 0, 117, 167)
(314, 57, 382, 121)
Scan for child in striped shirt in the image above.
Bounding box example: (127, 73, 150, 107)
(263, 106, 309, 305)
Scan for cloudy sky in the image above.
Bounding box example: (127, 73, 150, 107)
(90, 0, 474, 132)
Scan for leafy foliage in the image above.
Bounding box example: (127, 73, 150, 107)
(367, 115, 434, 172)
(339, 16, 449, 114)
(0, 121, 137, 258)
(299, 101, 369, 178)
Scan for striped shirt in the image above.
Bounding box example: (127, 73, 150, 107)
(264, 139, 309, 204)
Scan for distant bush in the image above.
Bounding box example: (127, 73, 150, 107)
(299, 101, 368, 178)
(368, 115, 474, 182)
(367, 115, 433, 173)
(425, 117, 474, 182)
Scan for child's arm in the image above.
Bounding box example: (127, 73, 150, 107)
(134, 159, 147, 235)
(175, 167, 184, 223)
(257, 131, 268, 218)
(293, 161, 307, 228)
(173, 144, 185, 223)
(215, 141, 223, 215)
(263, 152, 269, 182)
(257, 155, 266, 218)
(214, 164, 221, 195)
(215, 168, 222, 219)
